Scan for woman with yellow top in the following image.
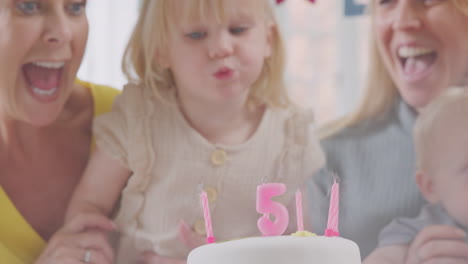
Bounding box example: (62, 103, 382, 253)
(0, 1, 119, 263)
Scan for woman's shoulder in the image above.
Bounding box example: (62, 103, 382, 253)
(322, 98, 415, 148)
(75, 79, 120, 97)
(321, 109, 402, 151)
(269, 105, 389, 155)
(75, 79, 121, 116)
(319, 101, 416, 174)
(320, 120, 393, 163)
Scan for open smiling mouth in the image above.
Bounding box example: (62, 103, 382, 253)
(22, 61, 64, 98)
(398, 46, 437, 77)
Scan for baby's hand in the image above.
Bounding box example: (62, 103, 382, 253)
(406, 225, 468, 264)
(137, 220, 206, 264)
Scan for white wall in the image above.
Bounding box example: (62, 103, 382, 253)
(77, 0, 139, 89)
(275, 0, 369, 124)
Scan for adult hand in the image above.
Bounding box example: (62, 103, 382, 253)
(137, 220, 205, 264)
(34, 213, 116, 264)
(406, 225, 468, 264)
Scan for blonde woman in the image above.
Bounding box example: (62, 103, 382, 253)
(61, 0, 325, 263)
(308, 0, 468, 259)
(0, 1, 119, 264)
(365, 88, 468, 264)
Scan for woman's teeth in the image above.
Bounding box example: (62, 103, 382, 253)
(32, 86, 57, 96)
(32, 61, 65, 69)
(396, 46, 437, 77)
(398, 46, 434, 59)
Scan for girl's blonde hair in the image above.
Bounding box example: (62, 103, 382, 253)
(414, 87, 468, 171)
(319, 0, 468, 139)
(122, 0, 291, 108)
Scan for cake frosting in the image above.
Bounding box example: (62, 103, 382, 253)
(187, 234, 361, 264)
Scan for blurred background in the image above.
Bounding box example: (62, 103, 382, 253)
(78, 0, 370, 125)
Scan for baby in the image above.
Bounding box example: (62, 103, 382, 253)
(365, 88, 468, 264)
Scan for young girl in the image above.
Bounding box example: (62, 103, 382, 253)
(65, 0, 325, 263)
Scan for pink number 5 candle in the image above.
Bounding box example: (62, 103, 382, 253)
(256, 183, 289, 236)
(324, 179, 340, 237)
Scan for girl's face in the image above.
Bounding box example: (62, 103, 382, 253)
(0, 0, 88, 126)
(163, 0, 273, 108)
(374, 0, 468, 111)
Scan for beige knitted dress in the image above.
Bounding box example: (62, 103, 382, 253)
(94, 84, 325, 263)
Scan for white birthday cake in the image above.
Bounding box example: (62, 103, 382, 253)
(189, 182, 360, 263)
(187, 232, 361, 264)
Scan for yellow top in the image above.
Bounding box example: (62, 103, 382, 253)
(0, 81, 120, 264)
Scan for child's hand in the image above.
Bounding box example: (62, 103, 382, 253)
(406, 225, 468, 264)
(176, 220, 207, 249)
(137, 220, 206, 264)
(35, 213, 116, 264)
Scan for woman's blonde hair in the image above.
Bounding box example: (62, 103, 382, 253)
(0, 6, 17, 118)
(122, 0, 291, 108)
(414, 87, 468, 171)
(319, 0, 468, 139)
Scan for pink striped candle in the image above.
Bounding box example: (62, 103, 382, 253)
(324, 179, 340, 237)
(200, 191, 216, 243)
(295, 190, 304, 231)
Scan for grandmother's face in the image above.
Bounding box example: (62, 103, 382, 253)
(0, 0, 88, 126)
(374, 0, 468, 111)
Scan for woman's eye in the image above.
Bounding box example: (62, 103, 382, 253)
(187, 32, 207, 40)
(230, 27, 247, 35)
(16, 1, 41, 15)
(423, 0, 446, 7)
(67, 1, 86, 16)
(378, 0, 393, 5)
